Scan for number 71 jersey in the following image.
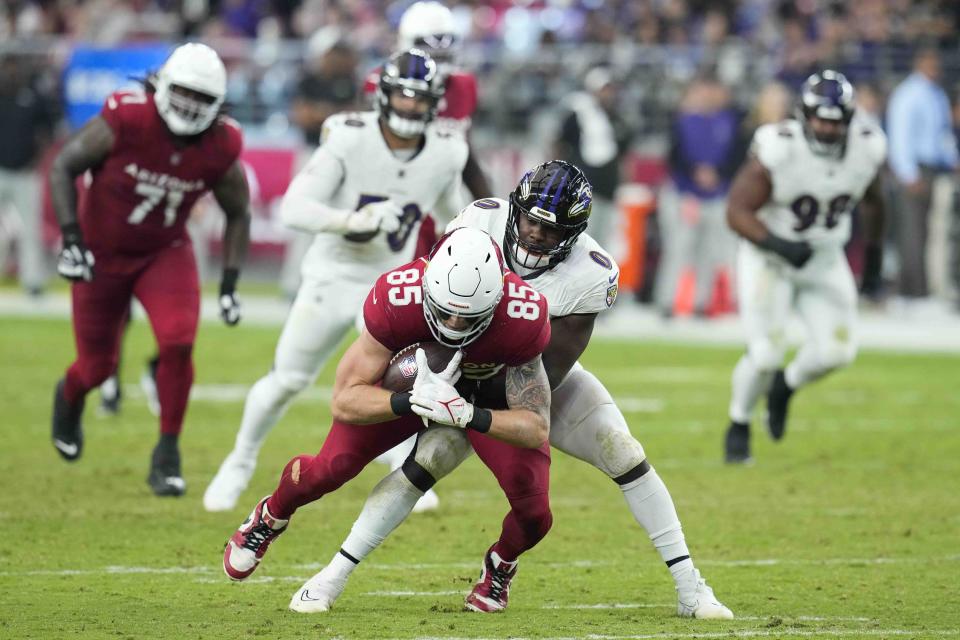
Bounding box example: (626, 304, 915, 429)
(362, 257, 551, 382)
(79, 90, 242, 259)
(753, 116, 886, 249)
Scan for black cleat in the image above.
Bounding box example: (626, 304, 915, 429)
(98, 375, 122, 416)
(724, 421, 752, 464)
(148, 439, 186, 497)
(52, 379, 84, 461)
(766, 369, 794, 441)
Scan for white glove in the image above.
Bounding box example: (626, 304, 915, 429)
(410, 348, 469, 427)
(219, 293, 241, 326)
(57, 241, 95, 282)
(412, 347, 462, 389)
(346, 200, 403, 236)
(411, 378, 475, 428)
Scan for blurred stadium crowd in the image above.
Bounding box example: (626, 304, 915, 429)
(2, 0, 960, 315)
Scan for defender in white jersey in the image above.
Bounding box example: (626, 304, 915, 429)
(724, 71, 887, 463)
(203, 49, 468, 511)
(288, 162, 732, 619)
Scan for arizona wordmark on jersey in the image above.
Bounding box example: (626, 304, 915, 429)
(446, 198, 620, 317)
(752, 116, 887, 249)
(299, 111, 468, 281)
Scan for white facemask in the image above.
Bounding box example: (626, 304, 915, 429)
(387, 113, 426, 138)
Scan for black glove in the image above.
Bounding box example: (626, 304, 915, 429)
(219, 268, 241, 326)
(860, 244, 883, 297)
(57, 223, 95, 282)
(758, 233, 813, 269)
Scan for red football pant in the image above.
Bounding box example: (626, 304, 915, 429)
(267, 416, 552, 562)
(63, 241, 200, 436)
(468, 431, 552, 562)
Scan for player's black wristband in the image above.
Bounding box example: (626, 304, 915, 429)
(220, 268, 240, 297)
(390, 392, 413, 416)
(61, 222, 83, 246)
(466, 407, 492, 433)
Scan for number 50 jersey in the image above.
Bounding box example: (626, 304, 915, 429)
(300, 111, 468, 282)
(80, 90, 242, 260)
(752, 116, 886, 250)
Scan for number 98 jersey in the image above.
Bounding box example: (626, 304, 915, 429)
(362, 257, 551, 386)
(752, 116, 886, 249)
(80, 90, 242, 260)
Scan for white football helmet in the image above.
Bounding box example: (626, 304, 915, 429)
(422, 227, 505, 348)
(154, 43, 226, 136)
(398, 1, 457, 57)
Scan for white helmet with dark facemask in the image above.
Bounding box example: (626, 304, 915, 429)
(422, 227, 505, 348)
(154, 43, 227, 136)
(398, 1, 458, 60)
(376, 48, 445, 139)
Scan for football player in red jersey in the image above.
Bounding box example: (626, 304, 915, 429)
(48, 43, 252, 497)
(223, 227, 554, 612)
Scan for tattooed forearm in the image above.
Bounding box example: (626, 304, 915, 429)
(506, 355, 551, 424)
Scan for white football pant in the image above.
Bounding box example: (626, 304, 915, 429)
(729, 242, 858, 423)
(232, 275, 371, 459)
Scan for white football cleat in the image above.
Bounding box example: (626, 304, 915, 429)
(289, 566, 349, 613)
(204, 451, 257, 512)
(411, 488, 440, 513)
(676, 569, 734, 620)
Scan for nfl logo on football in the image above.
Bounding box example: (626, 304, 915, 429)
(399, 355, 418, 378)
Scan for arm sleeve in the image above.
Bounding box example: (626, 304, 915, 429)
(279, 144, 354, 233)
(886, 89, 920, 183)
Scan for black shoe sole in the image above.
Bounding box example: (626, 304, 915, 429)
(724, 422, 751, 465)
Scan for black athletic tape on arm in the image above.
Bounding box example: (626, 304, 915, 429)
(390, 392, 413, 416)
(466, 407, 492, 433)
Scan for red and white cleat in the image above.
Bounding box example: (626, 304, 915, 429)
(464, 546, 518, 613)
(222, 495, 288, 581)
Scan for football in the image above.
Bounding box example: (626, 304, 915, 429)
(381, 341, 459, 392)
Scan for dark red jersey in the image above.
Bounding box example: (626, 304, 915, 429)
(363, 258, 550, 385)
(79, 90, 242, 258)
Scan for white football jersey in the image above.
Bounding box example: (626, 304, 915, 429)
(300, 111, 468, 280)
(753, 116, 886, 249)
(447, 198, 620, 317)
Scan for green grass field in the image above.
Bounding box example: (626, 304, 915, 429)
(2, 315, 958, 639)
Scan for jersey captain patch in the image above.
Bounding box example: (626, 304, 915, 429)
(589, 251, 613, 270)
(474, 199, 501, 210)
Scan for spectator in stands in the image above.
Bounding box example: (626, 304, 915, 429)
(280, 27, 359, 300)
(655, 74, 743, 318)
(886, 46, 958, 306)
(553, 66, 632, 248)
(0, 53, 58, 296)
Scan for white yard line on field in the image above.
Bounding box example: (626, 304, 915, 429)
(5, 554, 958, 579)
(122, 383, 666, 413)
(402, 631, 958, 640)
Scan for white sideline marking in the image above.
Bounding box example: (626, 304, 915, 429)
(362, 590, 466, 596)
(5, 554, 959, 578)
(543, 603, 672, 609)
(402, 632, 959, 640)
(124, 383, 665, 413)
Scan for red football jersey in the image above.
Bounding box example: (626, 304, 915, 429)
(363, 68, 478, 125)
(363, 258, 550, 386)
(79, 90, 243, 258)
